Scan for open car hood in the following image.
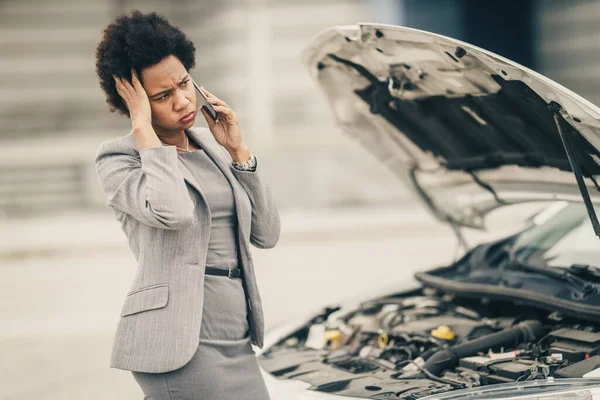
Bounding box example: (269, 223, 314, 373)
(302, 24, 600, 229)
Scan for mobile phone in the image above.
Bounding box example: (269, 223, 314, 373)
(191, 78, 218, 121)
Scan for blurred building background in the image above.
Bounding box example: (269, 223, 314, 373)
(0, 1, 598, 398)
(0, 0, 401, 219)
(0, 0, 598, 218)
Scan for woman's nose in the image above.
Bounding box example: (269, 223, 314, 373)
(174, 90, 190, 110)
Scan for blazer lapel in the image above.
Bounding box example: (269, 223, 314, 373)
(177, 154, 204, 198)
(182, 128, 251, 242)
(126, 127, 251, 243)
(125, 127, 206, 204)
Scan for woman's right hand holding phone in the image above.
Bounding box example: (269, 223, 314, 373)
(113, 68, 152, 128)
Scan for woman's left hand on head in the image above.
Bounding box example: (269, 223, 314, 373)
(199, 86, 245, 153)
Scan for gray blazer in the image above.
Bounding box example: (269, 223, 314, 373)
(94, 126, 280, 373)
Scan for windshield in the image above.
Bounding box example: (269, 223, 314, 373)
(510, 202, 598, 268)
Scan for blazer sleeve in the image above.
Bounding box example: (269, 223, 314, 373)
(94, 142, 195, 230)
(230, 157, 281, 249)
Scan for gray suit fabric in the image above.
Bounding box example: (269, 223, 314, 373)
(131, 334, 270, 399)
(131, 260, 269, 398)
(177, 149, 239, 268)
(94, 126, 280, 373)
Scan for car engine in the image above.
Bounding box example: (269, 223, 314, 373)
(258, 290, 600, 399)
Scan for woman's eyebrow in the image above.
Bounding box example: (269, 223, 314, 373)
(149, 74, 190, 98)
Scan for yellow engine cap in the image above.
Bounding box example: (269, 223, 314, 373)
(324, 330, 341, 341)
(431, 325, 456, 340)
(378, 332, 389, 349)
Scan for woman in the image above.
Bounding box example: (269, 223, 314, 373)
(94, 10, 280, 399)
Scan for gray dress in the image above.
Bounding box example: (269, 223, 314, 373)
(131, 148, 270, 400)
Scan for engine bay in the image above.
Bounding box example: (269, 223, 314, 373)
(258, 289, 600, 399)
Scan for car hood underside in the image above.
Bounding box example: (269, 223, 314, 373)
(302, 24, 600, 229)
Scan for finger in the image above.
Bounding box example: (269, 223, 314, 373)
(115, 75, 133, 95)
(114, 79, 129, 99)
(199, 85, 216, 99)
(206, 97, 229, 108)
(200, 106, 216, 127)
(212, 105, 236, 121)
(114, 80, 127, 98)
(114, 75, 124, 88)
(115, 86, 126, 100)
(130, 68, 143, 90)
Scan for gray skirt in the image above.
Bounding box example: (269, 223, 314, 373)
(131, 264, 271, 400)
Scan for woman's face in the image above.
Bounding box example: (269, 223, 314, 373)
(140, 55, 197, 135)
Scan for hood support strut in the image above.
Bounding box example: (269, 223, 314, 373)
(409, 165, 469, 250)
(549, 101, 600, 239)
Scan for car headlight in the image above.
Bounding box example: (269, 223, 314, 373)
(420, 378, 600, 400)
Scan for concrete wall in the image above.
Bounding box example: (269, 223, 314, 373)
(535, 0, 600, 105)
(0, 0, 411, 218)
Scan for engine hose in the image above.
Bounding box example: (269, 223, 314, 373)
(423, 320, 545, 376)
(420, 348, 437, 361)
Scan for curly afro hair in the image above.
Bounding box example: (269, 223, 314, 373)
(95, 10, 196, 118)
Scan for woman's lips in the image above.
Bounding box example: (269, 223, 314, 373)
(179, 111, 195, 123)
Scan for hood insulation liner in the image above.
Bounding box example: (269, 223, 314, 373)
(354, 72, 600, 177)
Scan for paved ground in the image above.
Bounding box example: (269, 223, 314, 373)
(0, 204, 541, 399)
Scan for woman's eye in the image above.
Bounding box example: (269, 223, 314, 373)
(157, 82, 188, 101)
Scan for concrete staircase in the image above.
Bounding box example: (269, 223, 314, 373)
(0, 1, 127, 140)
(0, 0, 186, 217)
(0, 0, 409, 218)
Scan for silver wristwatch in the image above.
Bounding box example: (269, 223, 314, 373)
(231, 154, 257, 171)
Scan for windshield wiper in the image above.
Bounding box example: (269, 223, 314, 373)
(568, 264, 600, 281)
(502, 245, 597, 297)
(505, 258, 597, 297)
(549, 101, 600, 239)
